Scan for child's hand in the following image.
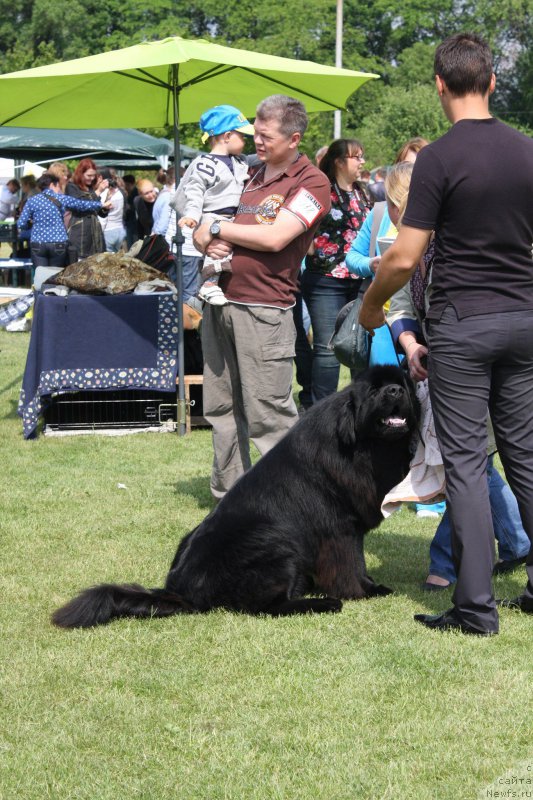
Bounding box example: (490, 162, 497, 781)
(178, 217, 197, 229)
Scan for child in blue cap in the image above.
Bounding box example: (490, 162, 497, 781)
(172, 104, 254, 305)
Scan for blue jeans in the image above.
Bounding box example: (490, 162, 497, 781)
(30, 241, 68, 269)
(103, 226, 126, 253)
(301, 271, 361, 403)
(293, 290, 313, 409)
(167, 254, 201, 300)
(429, 455, 531, 583)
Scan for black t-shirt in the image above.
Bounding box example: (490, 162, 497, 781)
(403, 118, 533, 319)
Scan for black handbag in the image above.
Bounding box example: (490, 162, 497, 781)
(328, 202, 387, 371)
(328, 282, 370, 370)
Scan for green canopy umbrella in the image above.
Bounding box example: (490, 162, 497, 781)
(0, 36, 379, 433)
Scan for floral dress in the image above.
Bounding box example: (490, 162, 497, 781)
(305, 181, 371, 279)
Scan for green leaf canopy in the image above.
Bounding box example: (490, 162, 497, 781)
(0, 35, 379, 129)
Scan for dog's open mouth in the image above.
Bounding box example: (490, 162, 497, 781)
(381, 415, 407, 428)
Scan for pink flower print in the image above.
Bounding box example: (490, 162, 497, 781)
(322, 242, 339, 256)
(330, 264, 349, 278)
(314, 234, 330, 249)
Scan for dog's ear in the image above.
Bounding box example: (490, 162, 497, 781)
(336, 396, 358, 448)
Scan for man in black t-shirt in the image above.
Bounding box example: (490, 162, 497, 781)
(360, 33, 533, 636)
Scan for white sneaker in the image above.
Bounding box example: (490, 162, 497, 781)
(198, 285, 228, 306)
(416, 510, 440, 518)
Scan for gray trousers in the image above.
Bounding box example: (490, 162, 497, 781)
(202, 303, 299, 499)
(428, 306, 533, 632)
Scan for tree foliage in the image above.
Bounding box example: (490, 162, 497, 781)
(0, 0, 531, 164)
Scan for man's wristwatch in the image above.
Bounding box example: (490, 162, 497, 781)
(209, 220, 221, 238)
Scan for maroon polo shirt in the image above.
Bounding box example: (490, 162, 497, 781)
(220, 154, 331, 309)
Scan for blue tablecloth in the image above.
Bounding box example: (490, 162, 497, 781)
(19, 292, 178, 438)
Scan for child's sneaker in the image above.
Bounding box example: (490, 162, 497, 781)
(198, 284, 228, 306)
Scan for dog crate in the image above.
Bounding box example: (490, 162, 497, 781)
(43, 388, 177, 432)
(43, 383, 207, 433)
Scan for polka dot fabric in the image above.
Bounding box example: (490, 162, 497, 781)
(19, 295, 179, 438)
(17, 189, 102, 242)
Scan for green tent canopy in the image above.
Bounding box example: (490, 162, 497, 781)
(0, 127, 200, 165)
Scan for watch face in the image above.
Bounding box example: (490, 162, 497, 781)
(210, 222, 221, 236)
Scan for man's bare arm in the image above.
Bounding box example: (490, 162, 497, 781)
(194, 209, 306, 255)
(359, 225, 432, 333)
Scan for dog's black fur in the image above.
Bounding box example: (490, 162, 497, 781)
(52, 365, 420, 628)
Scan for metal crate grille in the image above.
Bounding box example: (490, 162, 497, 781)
(43, 389, 178, 431)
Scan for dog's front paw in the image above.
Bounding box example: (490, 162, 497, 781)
(369, 583, 394, 597)
(361, 579, 394, 597)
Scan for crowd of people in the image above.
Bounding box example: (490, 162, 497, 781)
(8, 160, 196, 293)
(4, 31, 532, 637)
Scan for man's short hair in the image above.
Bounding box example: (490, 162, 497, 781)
(434, 33, 493, 97)
(7, 178, 20, 191)
(255, 95, 308, 138)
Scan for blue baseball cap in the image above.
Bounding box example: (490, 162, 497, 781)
(199, 105, 255, 142)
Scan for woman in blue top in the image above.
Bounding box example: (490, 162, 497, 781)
(346, 138, 431, 366)
(17, 172, 108, 274)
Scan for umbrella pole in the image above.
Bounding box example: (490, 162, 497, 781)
(172, 64, 187, 436)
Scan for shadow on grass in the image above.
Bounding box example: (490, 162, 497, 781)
(172, 476, 214, 511)
(1, 375, 24, 421)
(363, 522, 530, 615)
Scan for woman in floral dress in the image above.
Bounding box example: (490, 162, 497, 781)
(301, 139, 372, 403)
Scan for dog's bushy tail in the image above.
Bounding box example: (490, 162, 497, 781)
(51, 583, 193, 629)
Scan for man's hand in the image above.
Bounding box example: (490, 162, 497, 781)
(193, 223, 233, 259)
(193, 222, 211, 253)
(206, 239, 233, 260)
(359, 299, 386, 335)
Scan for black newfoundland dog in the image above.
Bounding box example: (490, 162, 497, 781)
(52, 365, 419, 628)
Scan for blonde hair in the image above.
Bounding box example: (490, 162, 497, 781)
(394, 137, 429, 164)
(49, 161, 69, 178)
(385, 162, 414, 225)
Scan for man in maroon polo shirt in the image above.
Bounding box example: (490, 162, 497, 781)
(195, 95, 331, 500)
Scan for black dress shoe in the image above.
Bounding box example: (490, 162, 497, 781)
(497, 595, 533, 613)
(492, 555, 528, 575)
(414, 608, 497, 636)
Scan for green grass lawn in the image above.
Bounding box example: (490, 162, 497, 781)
(1, 328, 532, 800)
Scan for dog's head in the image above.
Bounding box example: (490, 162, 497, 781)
(337, 364, 420, 448)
